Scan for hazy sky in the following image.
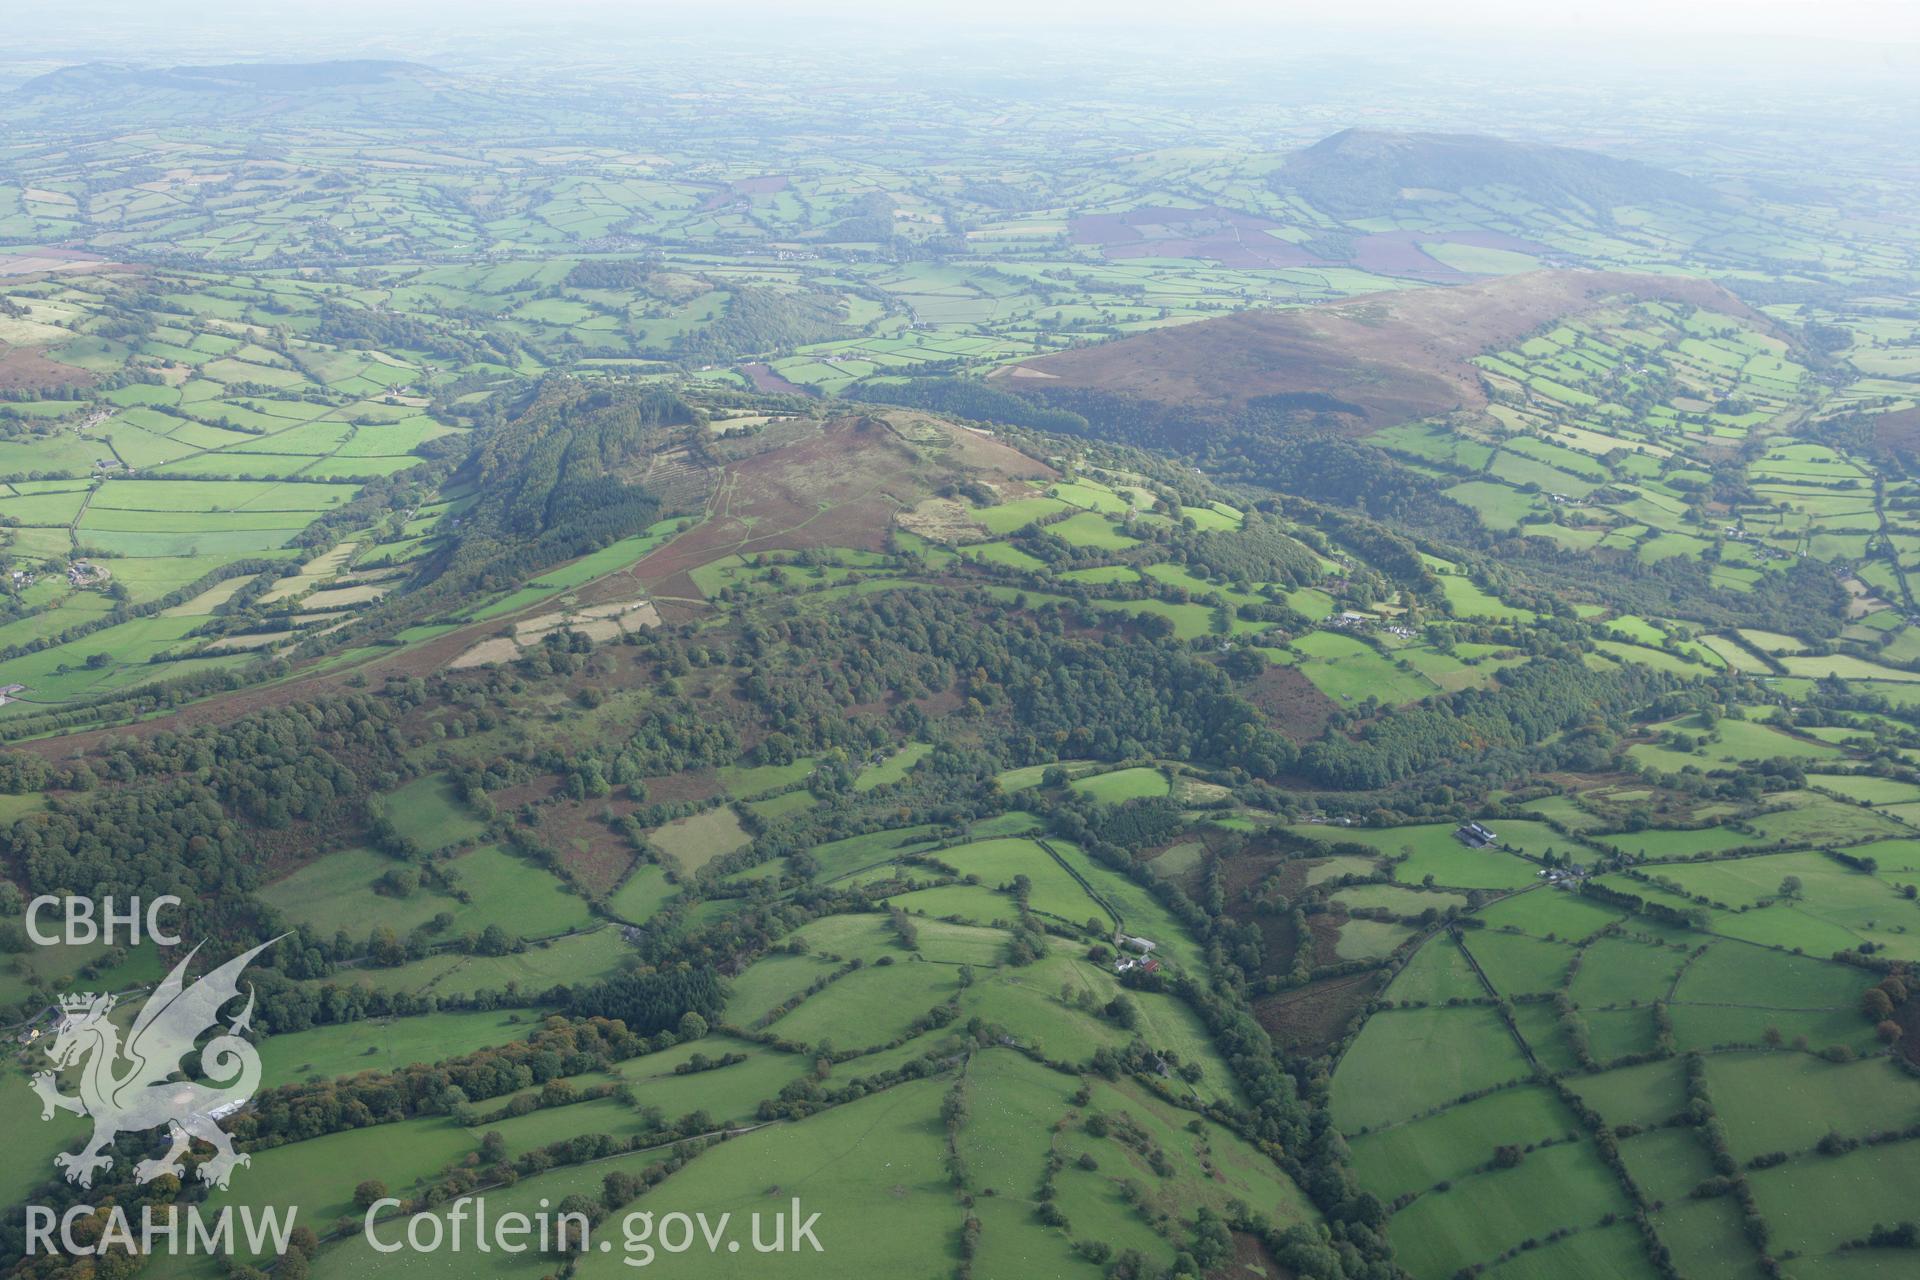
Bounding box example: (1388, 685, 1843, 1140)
(741, 0, 1920, 42)
(7, 0, 1919, 83)
(17, 0, 1920, 44)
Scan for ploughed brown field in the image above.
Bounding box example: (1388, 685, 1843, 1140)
(0, 344, 94, 391)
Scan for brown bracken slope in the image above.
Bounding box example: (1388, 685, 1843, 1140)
(997, 270, 1780, 433)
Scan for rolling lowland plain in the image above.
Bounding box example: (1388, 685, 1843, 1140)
(1, 54, 1919, 1280)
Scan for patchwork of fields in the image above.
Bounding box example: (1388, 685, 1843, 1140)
(6, 44, 1920, 1280)
(1288, 702, 1920, 1280)
(0, 267, 476, 706)
(116, 785, 1311, 1280)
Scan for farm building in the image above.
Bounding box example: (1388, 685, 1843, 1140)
(1455, 821, 1497, 847)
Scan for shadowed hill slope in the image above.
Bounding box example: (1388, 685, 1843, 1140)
(1272, 128, 1721, 219)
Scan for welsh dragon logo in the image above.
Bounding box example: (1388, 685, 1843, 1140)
(31, 937, 279, 1190)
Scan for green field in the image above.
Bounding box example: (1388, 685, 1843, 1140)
(650, 807, 752, 874)
(1068, 765, 1169, 803)
(852, 741, 932, 790)
(259, 1009, 540, 1087)
(768, 958, 958, 1049)
(1286, 822, 1542, 889)
(934, 838, 1103, 925)
(262, 843, 590, 941)
(325, 927, 632, 999)
(1331, 1006, 1533, 1132)
(379, 775, 488, 853)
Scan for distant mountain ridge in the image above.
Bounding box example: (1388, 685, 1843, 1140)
(1273, 128, 1721, 218)
(17, 60, 435, 97)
